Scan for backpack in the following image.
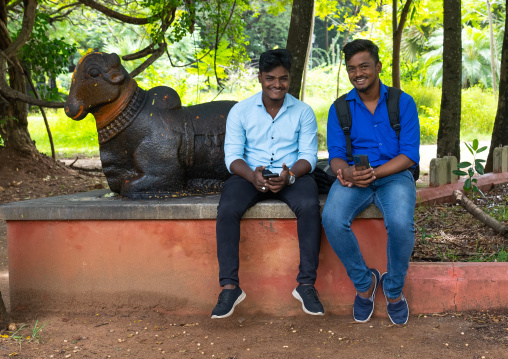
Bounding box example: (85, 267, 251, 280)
(333, 87, 420, 182)
(311, 159, 336, 194)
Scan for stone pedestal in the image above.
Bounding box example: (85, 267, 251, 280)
(1, 190, 507, 316)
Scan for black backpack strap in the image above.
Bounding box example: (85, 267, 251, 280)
(333, 94, 353, 162)
(387, 87, 419, 181)
(387, 87, 403, 138)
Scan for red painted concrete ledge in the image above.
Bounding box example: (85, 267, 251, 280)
(1, 189, 507, 317)
(416, 172, 508, 205)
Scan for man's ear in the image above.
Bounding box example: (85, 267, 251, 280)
(258, 72, 262, 83)
(377, 62, 382, 74)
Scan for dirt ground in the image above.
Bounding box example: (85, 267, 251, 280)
(0, 147, 507, 358)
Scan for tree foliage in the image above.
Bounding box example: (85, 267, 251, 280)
(0, 0, 252, 153)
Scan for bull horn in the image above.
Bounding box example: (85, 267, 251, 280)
(105, 53, 128, 84)
(106, 53, 121, 69)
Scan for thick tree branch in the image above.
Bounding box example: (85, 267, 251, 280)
(453, 189, 508, 237)
(123, 44, 158, 61)
(0, 77, 64, 108)
(129, 43, 166, 78)
(0, 53, 63, 108)
(395, 0, 413, 36)
(50, 2, 80, 15)
(4, 0, 37, 58)
(0, 19, 11, 48)
(123, 8, 176, 61)
(77, 0, 163, 25)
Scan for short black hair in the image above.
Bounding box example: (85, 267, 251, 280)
(259, 49, 293, 73)
(343, 39, 380, 64)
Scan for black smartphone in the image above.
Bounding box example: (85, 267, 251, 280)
(353, 155, 371, 170)
(262, 169, 279, 178)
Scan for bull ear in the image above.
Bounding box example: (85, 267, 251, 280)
(106, 53, 125, 84)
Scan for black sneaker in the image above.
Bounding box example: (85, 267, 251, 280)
(292, 284, 324, 315)
(211, 286, 246, 319)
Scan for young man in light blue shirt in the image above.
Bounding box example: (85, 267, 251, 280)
(211, 49, 324, 319)
(322, 39, 419, 325)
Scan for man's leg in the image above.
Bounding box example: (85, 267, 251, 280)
(277, 175, 321, 284)
(373, 170, 416, 325)
(216, 175, 263, 287)
(212, 175, 263, 319)
(322, 180, 381, 322)
(373, 170, 416, 298)
(276, 175, 324, 315)
(321, 180, 375, 292)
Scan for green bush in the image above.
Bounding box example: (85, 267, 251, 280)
(461, 86, 497, 141)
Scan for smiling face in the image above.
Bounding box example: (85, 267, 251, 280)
(258, 65, 290, 106)
(346, 51, 382, 94)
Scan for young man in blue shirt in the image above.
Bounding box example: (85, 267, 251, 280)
(211, 49, 324, 319)
(322, 39, 420, 325)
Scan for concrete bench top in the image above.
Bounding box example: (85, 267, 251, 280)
(0, 189, 382, 221)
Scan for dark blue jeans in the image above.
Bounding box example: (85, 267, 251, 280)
(216, 174, 321, 287)
(322, 170, 416, 299)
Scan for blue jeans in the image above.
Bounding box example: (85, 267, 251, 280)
(322, 170, 416, 299)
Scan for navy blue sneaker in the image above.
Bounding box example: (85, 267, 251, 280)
(292, 285, 324, 315)
(211, 286, 246, 319)
(380, 272, 409, 325)
(353, 268, 380, 323)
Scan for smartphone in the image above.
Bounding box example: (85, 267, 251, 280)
(353, 155, 371, 170)
(262, 169, 279, 178)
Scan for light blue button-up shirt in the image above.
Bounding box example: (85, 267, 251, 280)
(224, 91, 318, 174)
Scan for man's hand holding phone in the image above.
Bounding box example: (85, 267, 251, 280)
(265, 164, 290, 193)
(338, 155, 375, 188)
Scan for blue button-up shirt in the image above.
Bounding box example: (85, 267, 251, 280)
(224, 91, 318, 174)
(327, 82, 420, 167)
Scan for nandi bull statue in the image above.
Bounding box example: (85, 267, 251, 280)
(65, 51, 235, 198)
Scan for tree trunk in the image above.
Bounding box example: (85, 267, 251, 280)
(485, 4, 508, 172)
(0, 0, 38, 156)
(392, 0, 413, 89)
(286, 0, 314, 99)
(486, 0, 497, 94)
(437, 0, 462, 160)
(300, 3, 315, 102)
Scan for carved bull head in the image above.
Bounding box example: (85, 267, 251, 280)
(65, 52, 131, 121)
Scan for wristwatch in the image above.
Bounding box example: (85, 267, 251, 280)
(288, 171, 296, 185)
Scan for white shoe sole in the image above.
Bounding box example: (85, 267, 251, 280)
(292, 288, 324, 316)
(211, 290, 246, 319)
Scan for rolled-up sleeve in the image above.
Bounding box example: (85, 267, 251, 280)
(224, 104, 246, 173)
(398, 95, 420, 164)
(297, 106, 318, 171)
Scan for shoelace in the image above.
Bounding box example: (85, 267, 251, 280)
(304, 287, 320, 302)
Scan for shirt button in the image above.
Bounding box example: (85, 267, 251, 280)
(374, 124, 377, 127)
(379, 143, 382, 146)
(271, 158, 273, 160)
(271, 137, 274, 139)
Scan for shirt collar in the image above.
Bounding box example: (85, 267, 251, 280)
(345, 80, 388, 103)
(255, 91, 294, 112)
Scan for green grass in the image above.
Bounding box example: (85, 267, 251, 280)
(28, 110, 99, 158)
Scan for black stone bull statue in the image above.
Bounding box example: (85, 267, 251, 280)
(65, 51, 235, 198)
